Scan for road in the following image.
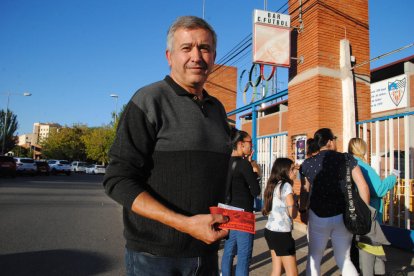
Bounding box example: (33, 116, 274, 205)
(2, 174, 413, 275)
(0, 174, 125, 276)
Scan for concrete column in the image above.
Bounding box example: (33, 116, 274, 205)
(340, 39, 356, 150)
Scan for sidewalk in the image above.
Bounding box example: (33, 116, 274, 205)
(218, 213, 414, 275)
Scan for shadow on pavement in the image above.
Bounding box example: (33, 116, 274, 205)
(0, 249, 114, 276)
(249, 250, 271, 271)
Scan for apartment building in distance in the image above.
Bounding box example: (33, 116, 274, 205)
(18, 133, 35, 146)
(16, 123, 61, 158)
(32, 122, 62, 145)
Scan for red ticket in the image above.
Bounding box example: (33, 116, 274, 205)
(210, 206, 256, 234)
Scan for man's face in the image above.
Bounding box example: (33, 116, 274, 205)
(166, 28, 216, 94)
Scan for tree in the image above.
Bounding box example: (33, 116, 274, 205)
(110, 103, 126, 130)
(82, 126, 115, 165)
(11, 145, 31, 158)
(41, 125, 87, 160)
(0, 109, 18, 154)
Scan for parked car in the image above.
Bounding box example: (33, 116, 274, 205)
(85, 164, 106, 175)
(14, 157, 37, 175)
(0, 155, 16, 177)
(35, 160, 50, 175)
(71, 161, 88, 173)
(48, 160, 71, 175)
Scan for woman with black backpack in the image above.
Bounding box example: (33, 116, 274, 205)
(299, 128, 370, 276)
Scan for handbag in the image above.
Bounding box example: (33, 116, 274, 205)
(343, 154, 372, 235)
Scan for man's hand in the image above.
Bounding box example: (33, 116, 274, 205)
(180, 214, 229, 244)
(132, 192, 229, 244)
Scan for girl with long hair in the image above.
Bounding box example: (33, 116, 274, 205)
(262, 158, 298, 276)
(348, 137, 397, 223)
(348, 137, 398, 276)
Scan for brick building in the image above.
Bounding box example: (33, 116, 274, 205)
(205, 64, 238, 123)
(219, 1, 414, 249)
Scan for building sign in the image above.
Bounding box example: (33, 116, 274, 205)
(252, 9, 291, 67)
(371, 74, 409, 113)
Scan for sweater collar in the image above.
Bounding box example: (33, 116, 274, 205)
(164, 75, 211, 101)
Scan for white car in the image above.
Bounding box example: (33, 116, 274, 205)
(71, 161, 88, 173)
(14, 157, 37, 175)
(48, 160, 71, 175)
(85, 164, 106, 175)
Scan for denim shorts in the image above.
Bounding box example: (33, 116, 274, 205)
(125, 249, 219, 276)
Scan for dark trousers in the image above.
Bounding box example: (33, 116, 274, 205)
(125, 249, 219, 276)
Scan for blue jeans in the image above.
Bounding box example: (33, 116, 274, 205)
(221, 230, 254, 276)
(125, 249, 219, 276)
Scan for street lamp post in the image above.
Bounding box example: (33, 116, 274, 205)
(110, 94, 119, 122)
(1, 92, 32, 155)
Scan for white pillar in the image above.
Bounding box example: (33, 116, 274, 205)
(404, 115, 410, 229)
(340, 39, 356, 150)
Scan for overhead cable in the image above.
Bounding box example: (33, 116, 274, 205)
(216, 34, 251, 64)
(352, 42, 414, 70)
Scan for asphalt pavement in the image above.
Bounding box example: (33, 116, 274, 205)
(1, 174, 413, 275)
(0, 174, 125, 276)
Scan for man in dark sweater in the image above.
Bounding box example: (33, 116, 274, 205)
(103, 16, 231, 275)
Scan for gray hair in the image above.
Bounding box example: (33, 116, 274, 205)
(166, 16, 217, 52)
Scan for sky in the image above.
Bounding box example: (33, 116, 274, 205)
(1, 0, 413, 135)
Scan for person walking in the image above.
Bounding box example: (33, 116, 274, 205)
(262, 157, 299, 276)
(300, 128, 370, 276)
(348, 137, 398, 276)
(348, 137, 398, 223)
(103, 16, 231, 275)
(221, 129, 261, 276)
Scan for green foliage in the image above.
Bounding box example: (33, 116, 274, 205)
(82, 126, 115, 165)
(36, 107, 123, 163)
(11, 145, 31, 158)
(110, 103, 126, 130)
(41, 125, 87, 160)
(40, 124, 115, 164)
(0, 109, 19, 154)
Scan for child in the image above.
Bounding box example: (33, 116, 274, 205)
(262, 158, 298, 276)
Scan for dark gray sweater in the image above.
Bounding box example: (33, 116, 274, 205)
(103, 76, 231, 257)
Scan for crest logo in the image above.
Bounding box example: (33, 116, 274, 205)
(388, 78, 406, 106)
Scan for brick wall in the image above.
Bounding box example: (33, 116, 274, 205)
(205, 64, 237, 122)
(258, 111, 289, 135)
(288, 0, 370, 154)
(286, 0, 371, 211)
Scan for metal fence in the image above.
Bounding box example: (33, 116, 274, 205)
(357, 111, 414, 229)
(256, 132, 288, 197)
